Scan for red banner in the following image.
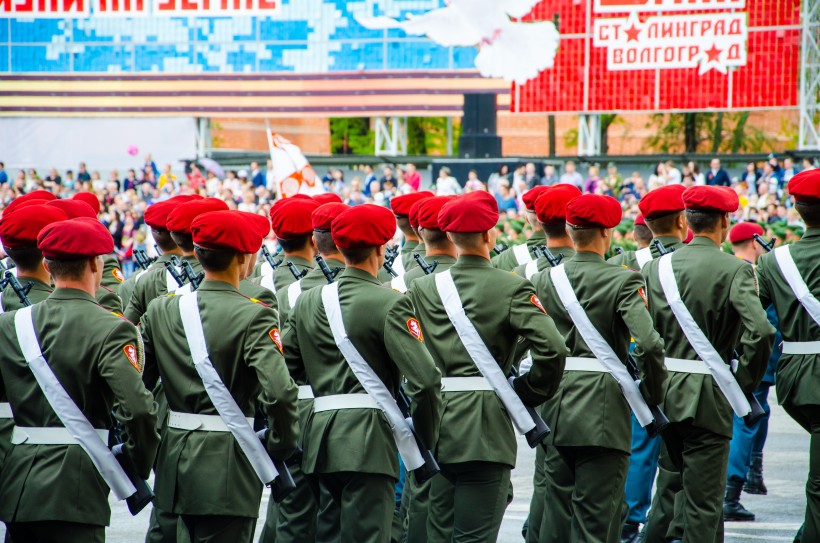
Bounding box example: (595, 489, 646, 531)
(512, 0, 800, 113)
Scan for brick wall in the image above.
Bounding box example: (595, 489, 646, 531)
(212, 118, 331, 155)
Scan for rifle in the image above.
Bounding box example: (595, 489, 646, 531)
(492, 243, 509, 256)
(507, 367, 551, 448)
(180, 259, 204, 291)
(154, 244, 163, 256)
(753, 234, 776, 253)
(413, 253, 438, 275)
(108, 418, 155, 515)
(729, 350, 767, 428)
(615, 247, 625, 256)
(1, 271, 33, 307)
(255, 429, 297, 503)
(315, 255, 341, 284)
(396, 386, 441, 484)
(624, 355, 669, 438)
(383, 246, 400, 278)
(286, 261, 308, 281)
(164, 257, 186, 288)
(651, 238, 675, 256)
(535, 245, 564, 268)
(133, 248, 155, 271)
(261, 246, 283, 271)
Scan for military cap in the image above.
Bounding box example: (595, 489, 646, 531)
(521, 185, 550, 212)
(144, 195, 199, 230)
(390, 191, 434, 217)
(416, 196, 455, 230)
(45, 199, 96, 219)
(192, 210, 263, 254)
(684, 228, 694, 243)
(729, 222, 765, 244)
(566, 194, 623, 229)
(242, 211, 271, 238)
(38, 217, 114, 259)
(0, 205, 67, 248)
(271, 198, 320, 240)
(639, 184, 686, 219)
(788, 170, 820, 203)
(683, 186, 739, 213)
(409, 195, 435, 229)
(438, 191, 499, 233)
(72, 191, 101, 214)
(332, 204, 396, 249)
(166, 198, 229, 234)
(5, 190, 56, 215)
(270, 194, 314, 215)
(534, 184, 581, 224)
(312, 202, 349, 231)
(313, 192, 344, 205)
(634, 213, 646, 226)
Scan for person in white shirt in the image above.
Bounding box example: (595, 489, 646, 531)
(664, 160, 682, 184)
(558, 160, 584, 189)
(435, 166, 463, 196)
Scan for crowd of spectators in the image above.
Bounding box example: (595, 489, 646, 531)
(0, 152, 813, 277)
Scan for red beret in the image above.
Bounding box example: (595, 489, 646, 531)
(5, 190, 56, 215)
(270, 198, 320, 239)
(684, 228, 694, 243)
(166, 198, 229, 234)
(312, 203, 350, 231)
(46, 199, 96, 219)
(634, 214, 646, 227)
(729, 222, 765, 244)
(0, 205, 68, 248)
(438, 191, 499, 233)
(332, 204, 396, 250)
(534, 185, 581, 224)
(391, 191, 434, 216)
(244, 212, 271, 238)
(789, 170, 820, 204)
(683, 186, 739, 213)
(191, 211, 263, 254)
(38, 217, 114, 259)
(409, 196, 434, 229)
(522, 186, 550, 212)
(639, 184, 686, 219)
(72, 191, 101, 214)
(271, 194, 313, 214)
(313, 193, 343, 205)
(144, 195, 200, 230)
(566, 195, 623, 229)
(416, 196, 455, 230)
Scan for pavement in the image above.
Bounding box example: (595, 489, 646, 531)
(0, 389, 808, 542)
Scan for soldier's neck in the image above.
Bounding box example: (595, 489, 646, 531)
(400, 228, 419, 243)
(424, 243, 456, 258)
(546, 236, 573, 249)
(285, 248, 315, 263)
(16, 266, 50, 285)
(53, 277, 97, 297)
(204, 270, 240, 288)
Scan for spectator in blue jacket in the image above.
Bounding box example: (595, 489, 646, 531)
(706, 158, 731, 186)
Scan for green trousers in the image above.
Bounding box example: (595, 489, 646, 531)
(642, 465, 684, 543)
(427, 461, 511, 543)
(6, 521, 104, 543)
(526, 444, 547, 543)
(313, 472, 395, 543)
(645, 420, 728, 543)
(539, 445, 628, 543)
(259, 461, 318, 543)
(782, 404, 820, 542)
(145, 505, 179, 543)
(178, 514, 256, 543)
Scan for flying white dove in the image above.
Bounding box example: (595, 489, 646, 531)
(356, 0, 559, 85)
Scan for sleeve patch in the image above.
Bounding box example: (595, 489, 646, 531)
(113, 269, 125, 283)
(638, 287, 648, 307)
(123, 344, 142, 373)
(530, 295, 546, 314)
(406, 318, 424, 342)
(269, 328, 283, 353)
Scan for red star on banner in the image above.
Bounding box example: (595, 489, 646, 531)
(624, 24, 641, 42)
(704, 44, 722, 63)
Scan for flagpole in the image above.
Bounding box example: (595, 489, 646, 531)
(264, 119, 280, 200)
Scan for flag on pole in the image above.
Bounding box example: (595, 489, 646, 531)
(265, 124, 323, 199)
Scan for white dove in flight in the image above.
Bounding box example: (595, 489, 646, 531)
(356, 0, 560, 85)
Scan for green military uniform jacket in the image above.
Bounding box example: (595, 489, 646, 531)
(401, 254, 456, 288)
(260, 255, 314, 293)
(642, 237, 775, 438)
(512, 245, 576, 277)
(240, 277, 278, 308)
(0, 288, 159, 526)
(124, 255, 203, 324)
(400, 239, 419, 271)
(757, 228, 820, 411)
(140, 280, 298, 518)
(530, 252, 666, 453)
(101, 253, 125, 290)
(277, 257, 345, 335)
(118, 254, 172, 308)
(404, 242, 425, 272)
(1, 275, 121, 315)
(491, 231, 546, 272)
(407, 255, 568, 467)
(607, 235, 683, 270)
(284, 268, 442, 479)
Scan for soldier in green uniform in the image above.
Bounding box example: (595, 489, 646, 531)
(407, 191, 567, 543)
(528, 194, 666, 543)
(642, 185, 775, 543)
(513, 184, 579, 543)
(492, 186, 549, 271)
(607, 213, 651, 267)
(235, 212, 280, 307)
(124, 198, 226, 324)
(255, 198, 319, 294)
(260, 201, 349, 543)
(0, 217, 160, 542)
(140, 210, 299, 543)
(756, 172, 820, 542)
(398, 196, 457, 292)
(389, 191, 433, 273)
(284, 204, 442, 543)
(71, 192, 128, 290)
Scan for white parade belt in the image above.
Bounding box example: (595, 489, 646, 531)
(0, 402, 12, 419)
(11, 426, 108, 445)
(297, 385, 315, 400)
(312, 394, 380, 412)
(167, 411, 254, 432)
(563, 357, 608, 372)
(440, 376, 493, 392)
(781, 341, 820, 355)
(663, 358, 712, 375)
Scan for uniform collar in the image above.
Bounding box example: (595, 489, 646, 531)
(454, 254, 493, 268)
(48, 287, 99, 303)
(340, 267, 382, 285)
(284, 255, 314, 268)
(423, 254, 457, 265)
(802, 227, 820, 240)
(414, 243, 426, 254)
(15, 276, 52, 291)
(572, 251, 605, 263)
(154, 253, 175, 264)
(323, 257, 346, 269)
(197, 280, 239, 292)
(687, 236, 719, 249)
(655, 235, 684, 248)
(402, 240, 418, 253)
(527, 231, 546, 244)
(547, 245, 575, 256)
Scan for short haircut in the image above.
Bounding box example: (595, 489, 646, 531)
(340, 246, 375, 265)
(45, 257, 91, 281)
(152, 230, 178, 253)
(170, 232, 194, 252)
(313, 231, 338, 255)
(420, 227, 449, 249)
(795, 202, 820, 228)
(194, 246, 236, 272)
(567, 227, 600, 248)
(278, 233, 312, 254)
(448, 232, 485, 250)
(645, 211, 683, 236)
(396, 216, 413, 234)
(634, 224, 653, 245)
(685, 210, 723, 233)
(541, 220, 568, 239)
(731, 239, 755, 252)
(5, 246, 43, 271)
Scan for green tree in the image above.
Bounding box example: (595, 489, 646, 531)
(646, 112, 776, 154)
(329, 118, 374, 155)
